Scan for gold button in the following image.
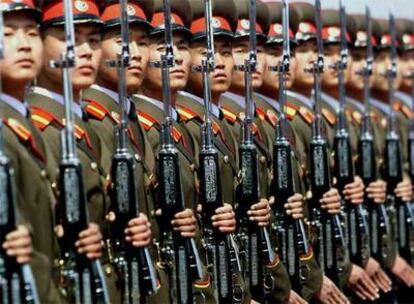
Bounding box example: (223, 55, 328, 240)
(91, 162, 98, 171)
(223, 155, 229, 163)
(260, 156, 266, 164)
(105, 266, 112, 277)
(134, 153, 141, 162)
(190, 164, 196, 172)
(40, 170, 47, 179)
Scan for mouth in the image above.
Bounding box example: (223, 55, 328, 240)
(213, 72, 227, 80)
(77, 64, 95, 74)
(16, 58, 34, 67)
(170, 69, 186, 77)
(128, 65, 142, 73)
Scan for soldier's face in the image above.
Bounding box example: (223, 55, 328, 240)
(41, 24, 102, 92)
(294, 40, 317, 88)
(231, 38, 266, 90)
(188, 37, 234, 96)
(372, 49, 403, 92)
(346, 48, 372, 91)
(322, 44, 341, 88)
(399, 50, 414, 90)
(98, 25, 150, 93)
(262, 44, 296, 92)
(0, 12, 43, 88)
(144, 32, 191, 92)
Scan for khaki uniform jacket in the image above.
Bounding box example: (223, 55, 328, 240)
(2, 101, 61, 303)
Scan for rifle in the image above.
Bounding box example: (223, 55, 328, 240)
(0, 9, 40, 304)
(332, 1, 369, 267)
(235, 0, 277, 302)
(269, 0, 309, 294)
(356, 7, 391, 267)
(195, 0, 243, 302)
(152, 1, 205, 303)
(382, 13, 414, 264)
(306, 0, 347, 285)
(105, 0, 158, 302)
(49, 0, 109, 302)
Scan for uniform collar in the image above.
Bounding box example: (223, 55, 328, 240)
(135, 94, 178, 121)
(346, 96, 365, 112)
(32, 86, 83, 119)
(370, 97, 390, 115)
(254, 92, 280, 112)
(395, 91, 412, 108)
(90, 84, 131, 114)
(222, 91, 246, 109)
(286, 90, 314, 109)
(178, 91, 221, 119)
(0, 93, 29, 117)
(321, 92, 339, 111)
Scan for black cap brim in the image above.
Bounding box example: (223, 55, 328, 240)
(191, 28, 234, 42)
(41, 15, 103, 29)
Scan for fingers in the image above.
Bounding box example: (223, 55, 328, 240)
(289, 290, 308, 304)
(76, 223, 103, 259)
(394, 180, 413, 202)
(366, 180, 387, 203)
(356, 273, 379, 301)
(285, 201, 304, 219)
(320, 189, 341, 214)
(248, 200, 271, 226)
(343, 178, 364, 204)
(373, 269, 392, 293)
(172, 209, 197, 237)
(3, 226, 33, 264)
(125, 214, 152, 247)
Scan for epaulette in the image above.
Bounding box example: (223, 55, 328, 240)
(212, 121, 221, 135)
(285, 104, 298, 120)
(84, 99, 117, 123)
(176, 105, 203, 123)
(221, 107, 238, 124)
(256, 106, 266, 121)
(393, 101, 413, 119)
(30, 106, 64, 131)
(266, 109, 278, 127)
(322, 107, 336, 126)
(137, 111, 159, 131)
(345, 108, 353, 122)
(298, 105, 314, 125)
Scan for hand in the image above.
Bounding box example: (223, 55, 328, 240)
(366, 180, 387, 204)
(316, 275, 349, 304)
(171, 209, 197, 238)
(365, 257, 392, 293)
(391, 255, 414, 287)
(347, 264, 379, 301)
(289, 290, 308, 304)
(76, 223, 103, 260)
(285, 193, 305, 219)
(124, 213, 152, 247)
(342, 176, 364, 204)
(2, 225, 32, 264)
(320, 188, 342, 215)
(212, 203, 236, 234)
(395, 176, 413, 202)
(248, 198, 271, 226)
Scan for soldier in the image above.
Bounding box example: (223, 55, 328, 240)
(345, 12, 393, 298)
(25, 0, 142, 301)
(318, 7, 382, 301)
(0, 0, 102, 302)
(80, 1, 168, 302)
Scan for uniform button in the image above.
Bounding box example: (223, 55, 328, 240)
(223, 155, 229, 163)
(40, 170, 48, 179)
(260, 156, 266, 164)
(134, 153, 141, 162)
(190, 164, 196, 172)
(91, 162, 98, 171)
(105, 266, 112, 277)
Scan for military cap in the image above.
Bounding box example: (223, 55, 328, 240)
(100, 0, 153, 30)
(41, 0, 102, 28)
(149, 0, 192, 37)
(347, 14, 378, 49)
(263, 1, 297, 45)
(373, 18, 395, 50)
(290, 2, 317, 42)
(233, 0, 269, 40)
(189, 0, 237, 42)
(397, 19, 414, 51)
(0, 0, 42, 21)
(321, 9, 352, 44)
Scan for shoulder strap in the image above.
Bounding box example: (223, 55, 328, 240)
(176, 105, 203, 123)
(137, 111, 160, 131)
(30, 105, 64, 131)
(221, 107, 238, 124)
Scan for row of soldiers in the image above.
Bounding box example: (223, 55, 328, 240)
(1, 0, 414, 303)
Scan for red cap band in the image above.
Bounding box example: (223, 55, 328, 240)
(268, 23, 294, 39)
(101, 2, 147, 23)
(236, 19, 263, 34)
(322, 26, 351, 42)
(402, 34, 414, 46)
(356, 31, 377, 47)
(190, 16, 232, 34)
(43, 0, 100, 23)
(380, 34, 399, 47)
(151, 12, 184, 28)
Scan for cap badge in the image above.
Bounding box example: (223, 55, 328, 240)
(357, 31, 367, 42)
(403, 34, 412, 45)
(241, 19, 250, 30)
(273, 24, 283, 35)
(212, 17, 221, 29)
(127, 4, 136, 16)
(328, 27, 340, 38)
(74, 0, 89, 12)
(0, 2, 10, 10)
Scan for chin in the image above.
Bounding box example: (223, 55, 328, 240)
(212, 84, 229, 94)
(73, 77, 95, 90)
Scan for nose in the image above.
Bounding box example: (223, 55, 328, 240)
(129, 41, 142, 63)
(16, 30, 32, 53)
(173, 45, 183, 65)
(77, 41, 93, 60)
(215, 52, 225, 68)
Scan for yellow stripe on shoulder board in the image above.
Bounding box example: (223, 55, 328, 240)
(31, 114, 51, 126)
